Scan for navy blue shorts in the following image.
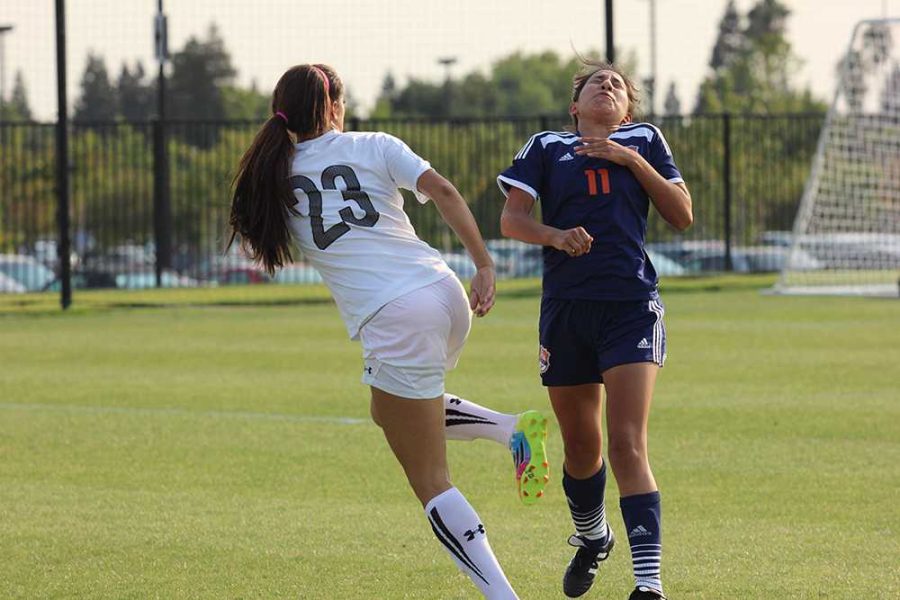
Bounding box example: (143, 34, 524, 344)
(538, 297, 667, 386)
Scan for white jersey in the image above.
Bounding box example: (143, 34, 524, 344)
(287, 130, 454, 339)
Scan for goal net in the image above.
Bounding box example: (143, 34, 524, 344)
(775, 18, 900, 297)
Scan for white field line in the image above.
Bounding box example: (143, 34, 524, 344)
(0, 402, 369, 425)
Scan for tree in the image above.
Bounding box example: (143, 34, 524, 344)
(663, 82, 681, 116)
(221, 79, 269, 120)
(117, 61, 154, 123)
(743, 0, 793, 95)
(168, 23, 237, 146)
(745, 0, 790, 45)
(73, 52, 118, 123)
(694, 0, 825, 114)
(881, 65, 900, 116)
(710, 0, 744, 72)
(343, 87, 361, 122)
(839, 50, 867, 113)
(373, 50, 600, 119)
(5, 70, 32, 121)
(386, 78, 445, 118)
(369, 73, 398, 119)
(488, 51, 576, 116)
(838, 22, 894, 113)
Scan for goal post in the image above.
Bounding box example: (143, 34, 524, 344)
(774, 18, 900, 297)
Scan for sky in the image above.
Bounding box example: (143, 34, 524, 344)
(2, 0, 898, 121)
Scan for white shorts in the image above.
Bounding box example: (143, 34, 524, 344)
(359, 275, 472, 399)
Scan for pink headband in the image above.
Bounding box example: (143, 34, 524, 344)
(310, 65, 330, 94)
(274, 111, 288, 124)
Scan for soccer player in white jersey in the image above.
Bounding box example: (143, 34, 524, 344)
(227, 64, 549, 599)
(498, 60, 693, 600)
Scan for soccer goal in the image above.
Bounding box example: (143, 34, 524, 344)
(775, 18, 900, 297)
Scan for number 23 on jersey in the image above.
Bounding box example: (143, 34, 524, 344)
(290, 165, 380, 250)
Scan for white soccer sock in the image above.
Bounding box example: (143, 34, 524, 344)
(424, 487, 519, 600)
(443, 393, 517, 445)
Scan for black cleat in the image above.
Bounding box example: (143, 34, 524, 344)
(562, 531, 615, 598)
(628, 586, 667, 600)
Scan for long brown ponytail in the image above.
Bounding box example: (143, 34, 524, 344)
(228, 64, 341, 274)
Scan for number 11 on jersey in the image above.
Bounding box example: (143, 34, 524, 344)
(584, 168, 610, 196)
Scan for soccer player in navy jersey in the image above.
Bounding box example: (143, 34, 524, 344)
(498, 60, 692, 600)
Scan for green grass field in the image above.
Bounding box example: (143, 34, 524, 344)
(1, 276, 898, 599)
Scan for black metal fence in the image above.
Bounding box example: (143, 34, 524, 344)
(0, 113, 824, 294)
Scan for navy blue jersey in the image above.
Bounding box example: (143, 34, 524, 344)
(497, 123, 683, 301)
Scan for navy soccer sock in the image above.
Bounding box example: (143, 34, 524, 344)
(620, 491, 663, 594)
(562, 461, 610, 546)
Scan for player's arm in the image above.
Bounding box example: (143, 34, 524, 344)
(500, 187, 592, 256)
(626, 158, 693, 231)
(576, 138, 693, 231)
(417, 169, 495, 316)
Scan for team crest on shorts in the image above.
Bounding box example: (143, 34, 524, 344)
(538, 345, 551, 374)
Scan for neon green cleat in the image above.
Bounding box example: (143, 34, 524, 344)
(509, 409, 550, 505)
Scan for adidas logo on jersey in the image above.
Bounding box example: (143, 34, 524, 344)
(637, 338, 651, 349)
(629, 525, 652, 538)
(558, 152, 575, 162)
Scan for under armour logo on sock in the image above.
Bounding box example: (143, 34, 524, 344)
(464, 524, 485, 541)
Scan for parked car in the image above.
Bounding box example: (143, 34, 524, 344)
(219, 267, 272, 285)
(646, 249, 686, 277)
(446, 244, 681, 279)
(0, 271, 27, 293)
(189, 244, 259, 283)
(645, 240, 725, 264)
(794, 233, 900, 270)
(680, 246, 821, 273)
(485, 239, 542, 278)
(758, 230, 794, 247)
(439, 252, 477, 280)
(71, 270, 119, 289)
(31, 238, 80, 271)
(114, 270, 200, 289)
(43, 270, 118, 291)
(0, 254, 57, 292)
(103, 243, 156, 268)
(273, 264, 324, 284)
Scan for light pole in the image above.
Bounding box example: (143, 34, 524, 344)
(0, 25, 14, 121)
(437, 56, 457, 80)
(436, 56, 457, 251)
(153, 0, 172, 284)
(605, 0, 615, 63)
(437, 56, 457, 119)
(642, 0, 658, 115)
